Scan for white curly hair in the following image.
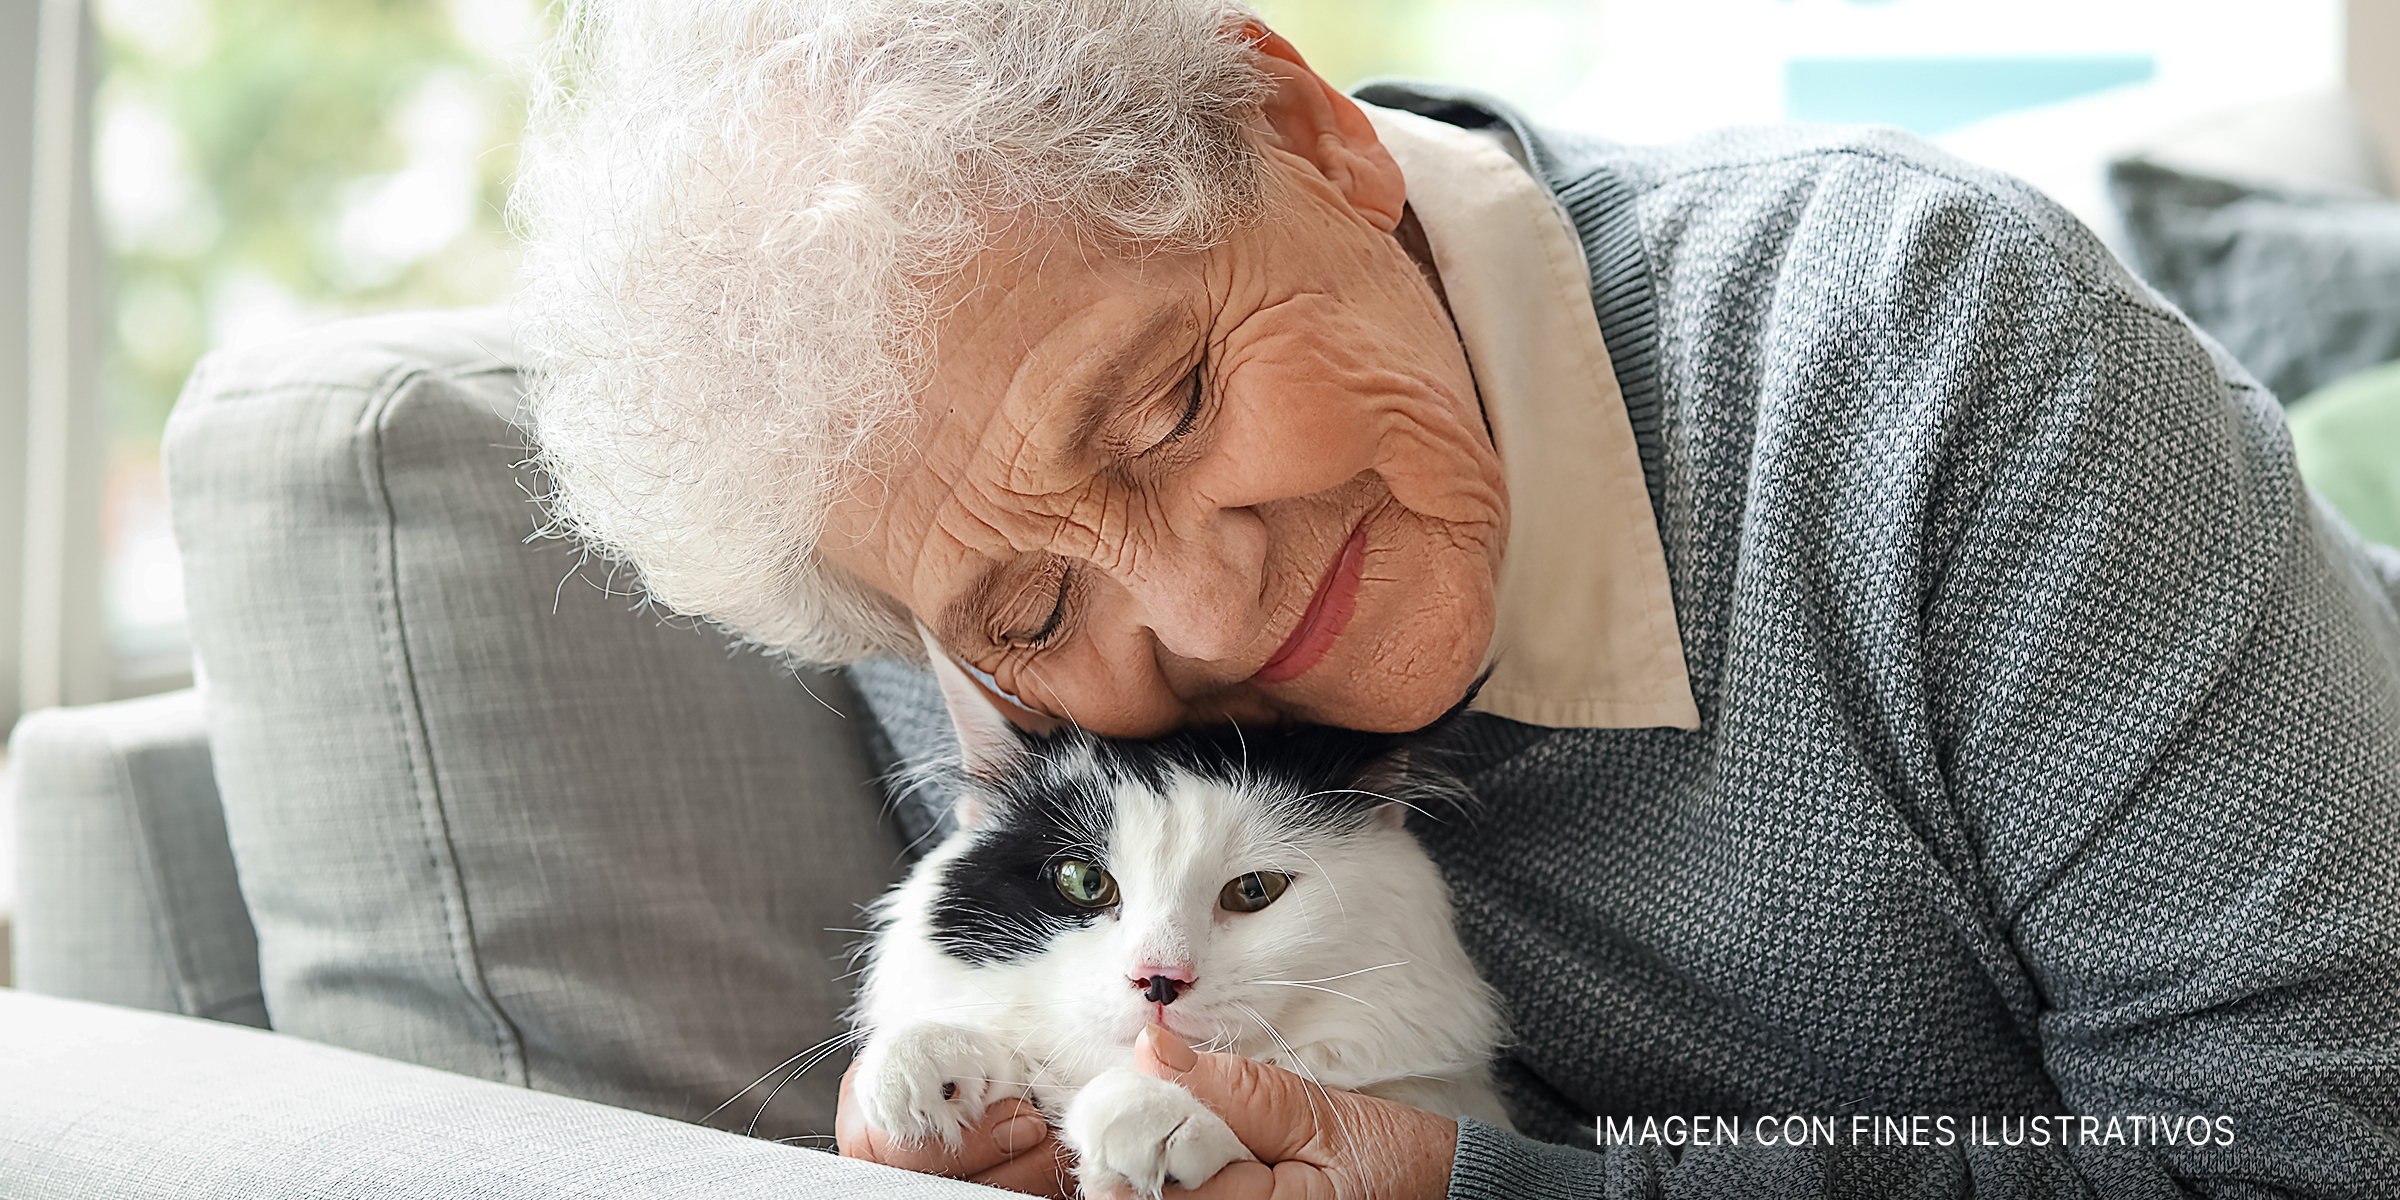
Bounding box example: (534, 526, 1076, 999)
(513, 0, 1273, 663)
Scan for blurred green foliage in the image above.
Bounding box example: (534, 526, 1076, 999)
(92, 0, 1574, 448)
(1246, 0, 1602, 139)
(1251, 0, 1462, 90)
(97, 0, 535, 445)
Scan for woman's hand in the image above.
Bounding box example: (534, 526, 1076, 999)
(834, 1059, 1076, 1197)
(1130, 1024, 1457, 1200)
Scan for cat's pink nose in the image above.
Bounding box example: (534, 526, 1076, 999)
(1132, 972, 1193, 1005)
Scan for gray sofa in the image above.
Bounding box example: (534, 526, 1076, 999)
(2, 309, 1004, 1198)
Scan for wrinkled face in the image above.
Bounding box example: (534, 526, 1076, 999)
(819, 146, 1507, 737)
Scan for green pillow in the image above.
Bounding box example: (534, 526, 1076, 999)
(2290, 359, 2400, 546)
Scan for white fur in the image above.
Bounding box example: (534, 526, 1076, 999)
(512, 0, 1273, 666)
(1063, 1071, 1253, 1196)
(852, 747, 1512, 1197)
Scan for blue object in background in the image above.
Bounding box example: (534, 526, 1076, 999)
(1785, 55, 2157, 135)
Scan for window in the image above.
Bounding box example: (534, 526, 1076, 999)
(90, 0, 544, 701)
(1259, 0, 2342, 139)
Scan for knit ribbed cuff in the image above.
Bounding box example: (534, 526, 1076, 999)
(1448, 1117, 1610, 1200)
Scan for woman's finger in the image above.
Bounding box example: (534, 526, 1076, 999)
(966, 1124, 1079, 1198)
(1130, 1024, 1329, 1163)
(835, 1059, 1058, 1184)
(1133, 1025, 1458, 1200)
(1165, 1159, 1337, 1200)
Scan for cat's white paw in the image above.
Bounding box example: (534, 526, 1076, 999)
(1060, 1069, 1255, 1199)
(851, 1022, 1027, 1151)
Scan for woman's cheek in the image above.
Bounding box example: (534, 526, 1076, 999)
(1216, 367, 1385, 487)
(1362, 395, 1506, 531)
(1252, 302, 1495, 528)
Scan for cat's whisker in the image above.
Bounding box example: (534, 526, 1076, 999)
(1231, 999, 1362, 1161)
(837, 910, 884, 970)
(1245, 980, 1376, 1009)
(1019, 662, 1083, 730)
(747, 1027, 872, 1137)
(1244, 961, 1410, 987)
(1282, 843, 1345, 918)
(1192, 1014, 1240, 1056)
(701, 1027, 867, 1128)
(1299, 786, 1442, 824)
(872, 759, 964, 858)
(997, 1022, 1061, 1099)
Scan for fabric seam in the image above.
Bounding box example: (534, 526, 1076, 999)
(358, 362, 528, 1085)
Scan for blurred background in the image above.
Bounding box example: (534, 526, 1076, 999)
(39, 0, 2390, 711)
(84, 0, 548, 696)
(0, 0, 2394, 972)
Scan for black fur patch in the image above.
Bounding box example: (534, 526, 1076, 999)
(927, 687, 1481, 966)
(929, 749, 1120, 965)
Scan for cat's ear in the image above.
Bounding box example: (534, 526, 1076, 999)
(919, 623, 1036, 785)
(1358, 748, 1414, 831)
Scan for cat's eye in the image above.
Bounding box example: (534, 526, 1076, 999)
(1218, 871, 1290, 914)
(1053, 860, 1119, 909)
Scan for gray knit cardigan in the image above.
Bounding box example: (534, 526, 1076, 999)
(851, 84, 2400, 1199)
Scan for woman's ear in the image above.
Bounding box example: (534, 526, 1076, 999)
(1240, 21, 1407, 232)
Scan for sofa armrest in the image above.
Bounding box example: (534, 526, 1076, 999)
(8, 689, 265, 1025)
(0, 990, 1011, 1199)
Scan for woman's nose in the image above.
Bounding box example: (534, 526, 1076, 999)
(1111, 506, 1267, 663)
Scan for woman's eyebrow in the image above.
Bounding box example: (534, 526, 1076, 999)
(1057, 304, 1189, 444)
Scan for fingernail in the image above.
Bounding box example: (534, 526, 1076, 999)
(1143, 1022, 1198, 1070)
(995, 1112, 1046, 1152)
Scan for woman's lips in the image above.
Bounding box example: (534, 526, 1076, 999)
(1255, 516, 1369, 685)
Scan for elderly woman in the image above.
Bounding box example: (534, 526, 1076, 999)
(515, 1, 2400, 1197)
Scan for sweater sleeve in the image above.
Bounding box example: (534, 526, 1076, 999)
(1465, 139, 2400, 1198)
(1448, 1119, 1610, 1199)
(1917, 299, 2400, 1196)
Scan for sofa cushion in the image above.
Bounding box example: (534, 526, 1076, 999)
(0, 990, 1010, 1199)
(166, 308, 902, 1140)
(2291, 360, 2400, 548)
(8, 689, 265, 1026)
(2109, 157, 2400, 404)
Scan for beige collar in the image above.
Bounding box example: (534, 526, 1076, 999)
(1361, 103, 1699, 731)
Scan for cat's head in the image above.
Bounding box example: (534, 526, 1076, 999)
(913, 627, 1479, 1058)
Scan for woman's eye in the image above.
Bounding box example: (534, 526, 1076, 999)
(997, 562, 1072, 648)
(1218, 871, 1290, 914)
(1141, 363, 1205, 455)
(1054, 859, 1120, 909)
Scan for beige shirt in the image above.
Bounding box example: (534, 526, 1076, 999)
(1362, 103, 1700, 731)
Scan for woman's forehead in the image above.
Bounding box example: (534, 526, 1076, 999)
(832, 256, 1210, 623)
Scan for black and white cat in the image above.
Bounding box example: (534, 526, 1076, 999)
(849, 634, 1511, 1198)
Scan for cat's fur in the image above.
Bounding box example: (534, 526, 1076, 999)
(849, 640, 1511, 1198)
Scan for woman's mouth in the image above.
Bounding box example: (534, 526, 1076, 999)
(1255, 515, 1369, 685)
